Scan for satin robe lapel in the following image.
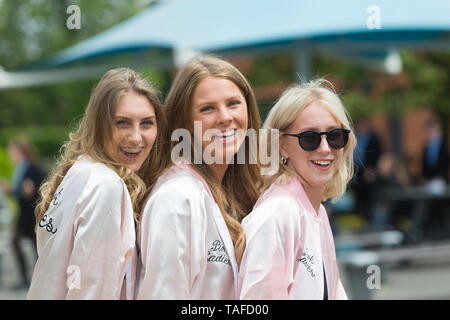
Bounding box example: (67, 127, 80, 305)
(319, 206, 338, 299)
(209, 203, 239, 297)
(288, 177, 330, 298)
(175, 162, 239, 297)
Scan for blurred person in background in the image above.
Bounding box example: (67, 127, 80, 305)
(421, 117, 449, 194)
(0, 137, 46, 290)
(27, 68, 166, 299)
(352, 118, 381, 222)
(419, 117, 450, 240)
(367, 153, 412, 231)
(239, 79, 355, 299)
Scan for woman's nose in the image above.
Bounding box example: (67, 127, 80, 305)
(217, 106, 233, 125)
(128, 126, 143, 144)
(316, 135, 331, 153)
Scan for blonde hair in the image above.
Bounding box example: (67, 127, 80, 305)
(263, 79, 356, 202)
(164, 55, 262, 265)
(36, 68, 166, 226)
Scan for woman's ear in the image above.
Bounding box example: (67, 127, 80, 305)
(279, 135, 289, 161)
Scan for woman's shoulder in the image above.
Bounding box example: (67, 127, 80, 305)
(256, 182, 302, 211)
(141, 165, 211, 223)
(150, 165, 209, 201)
(68, 156, 124, 192)
(243, 183, 302, 229)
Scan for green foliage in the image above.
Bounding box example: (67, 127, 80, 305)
(0, 1, 171, 168)
(0, 0, 157, 129)
(0, 80, 95, 127)
(0, 0, 151, 70)
(401, 51, 449, 113)
(139, 67, 173, 99)
(314, 50, 450, 120)
(246, 54, 293, 86)
(258, 101, 275, 123)
(314, 54, 368, 84)
(0, 146, 14, 178)
(0, 126, 71, 159)
(341, 91, 377, 122)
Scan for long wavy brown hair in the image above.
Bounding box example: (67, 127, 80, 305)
(164, 55, 262, 265)
(35, 68, 167, 227)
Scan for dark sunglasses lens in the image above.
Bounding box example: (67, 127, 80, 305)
(299, 132, 321, 151)
(327, 129, 348, 149)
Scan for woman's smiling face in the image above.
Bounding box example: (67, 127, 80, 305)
(190, 76, 248, 164)
(105, 91, 157, 172)
(280, 101, 343, 194)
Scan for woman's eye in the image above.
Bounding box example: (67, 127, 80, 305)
(116, 120, 128, 126)
(141, 120, 154, 127)
(200, 106, 213, 112)
(228, 100, 241, 107)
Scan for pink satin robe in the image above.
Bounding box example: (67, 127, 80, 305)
(27, 156, 136, 300)
(238, 176, 348, 300)
(136, 162, 238, 299)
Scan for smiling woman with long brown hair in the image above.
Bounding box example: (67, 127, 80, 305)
(27, 68, 166, 299)
(136, 56, 262, 299)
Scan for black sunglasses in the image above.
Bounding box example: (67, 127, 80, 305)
(283, 128, 351, 151)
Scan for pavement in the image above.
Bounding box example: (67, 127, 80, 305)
(1, 227, 449, 300)
(372, 262, 450, 300)
(0, 229, 34, 299)
(339, 258, 450, 300)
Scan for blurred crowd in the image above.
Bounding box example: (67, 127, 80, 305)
(331, 115, 450, 243)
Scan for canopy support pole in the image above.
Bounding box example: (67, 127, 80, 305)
(294, 45, 312, 83)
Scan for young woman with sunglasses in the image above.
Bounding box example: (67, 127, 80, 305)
(238, 79, 356, 300)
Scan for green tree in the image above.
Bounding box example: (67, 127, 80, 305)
(0, 0, 153, 70)
(0, 0, 163, 157)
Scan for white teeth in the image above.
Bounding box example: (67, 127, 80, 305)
(122, 148, 142, 154)
(215, 130, 235, 138)
(312, 160, 331, 166)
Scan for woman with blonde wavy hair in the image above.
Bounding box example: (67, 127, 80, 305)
(137, 55, 262, 299)
(239, 79, 356, 300)
(27, 68, 166, 300)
